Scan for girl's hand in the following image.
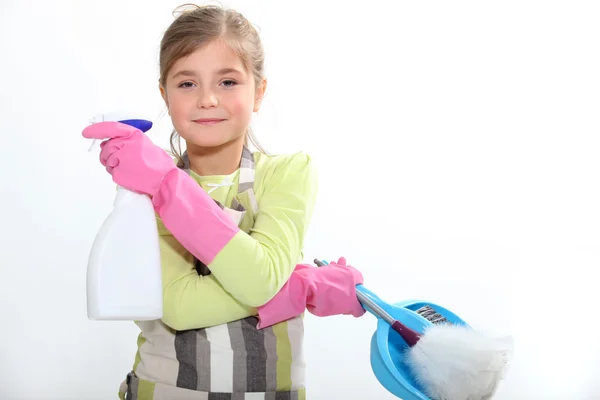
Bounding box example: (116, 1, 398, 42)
(82, 121, 176, 196)
(304, 257, 365, 318)
(256, 257, 366, 329)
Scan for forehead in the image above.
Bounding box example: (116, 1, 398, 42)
(169, 39, 247, 78)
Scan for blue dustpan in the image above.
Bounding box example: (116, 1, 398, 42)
(314, 258, 469, 399)
(357, 284, 469, 400)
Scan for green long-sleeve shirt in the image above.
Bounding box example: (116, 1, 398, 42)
(157, 151, 318, 331)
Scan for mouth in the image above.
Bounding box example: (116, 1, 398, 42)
(193, 118, 226, 126)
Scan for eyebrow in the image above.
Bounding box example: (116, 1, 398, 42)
(171, 68, 244, 80)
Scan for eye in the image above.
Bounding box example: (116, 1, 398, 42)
(220, 80, 237, 88)
(178, 81, 195, 88)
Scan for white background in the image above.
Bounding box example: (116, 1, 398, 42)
(1, 0, 599, 398)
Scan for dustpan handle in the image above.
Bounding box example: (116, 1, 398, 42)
(355, 285, 396, 324)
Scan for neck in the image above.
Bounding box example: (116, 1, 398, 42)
(185, 136, 245, 176)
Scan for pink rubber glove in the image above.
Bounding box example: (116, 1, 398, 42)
(82, 120, 240, 265)
(82, 121, 177, 196)
(256, 257, 366, 329)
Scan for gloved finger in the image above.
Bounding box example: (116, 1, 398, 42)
(349, 302, 367, 317)
(99, 139, 123, 150)
(82, 121, 140, 140)
(99, 139, 126, 166)
(333, 257, 347, 266)
(349, 267, 364, 285)
(105, 153, 120, 168)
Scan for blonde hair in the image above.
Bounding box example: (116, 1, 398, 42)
(159, 3, 268, 166)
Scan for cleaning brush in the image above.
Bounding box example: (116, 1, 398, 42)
(314, 259, 513, 400)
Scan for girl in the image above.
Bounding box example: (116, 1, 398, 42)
(83, 4, 364, 399)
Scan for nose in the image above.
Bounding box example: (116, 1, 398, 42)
(197, 89, 218, 109)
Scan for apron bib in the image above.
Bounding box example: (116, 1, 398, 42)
(119, 147, 306, 400)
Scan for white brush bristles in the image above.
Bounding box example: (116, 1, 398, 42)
(404, 323, 513, 400)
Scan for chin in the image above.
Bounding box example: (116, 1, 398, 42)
(184, 133, 243, 150)
(186, 137, 228, 149)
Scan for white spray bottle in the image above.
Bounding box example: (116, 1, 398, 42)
(86, 113, 163, 321)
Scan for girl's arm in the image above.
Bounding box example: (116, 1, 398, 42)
(159, 232, 258, 330)
(155, 153, 318, 331)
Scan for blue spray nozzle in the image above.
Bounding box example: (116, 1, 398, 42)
(117, 119, 153, 133)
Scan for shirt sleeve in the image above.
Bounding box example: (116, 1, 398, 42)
(159, 231, 257, 331)
(207, 152, 318, 307)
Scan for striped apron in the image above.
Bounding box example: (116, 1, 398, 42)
(118, 147, 306, 399)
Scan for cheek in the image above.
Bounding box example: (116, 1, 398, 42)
(168, 92, 188, 114)
(167, 92, 192, 130)
(227, 92, 255, 120)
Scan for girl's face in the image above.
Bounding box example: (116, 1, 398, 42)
(160, 39, 265, 149)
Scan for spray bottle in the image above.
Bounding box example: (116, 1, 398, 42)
(86, 113, 163, 321)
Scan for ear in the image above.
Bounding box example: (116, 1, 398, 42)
(253, 78, 267, 112)
(159, 82, 169, 108)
